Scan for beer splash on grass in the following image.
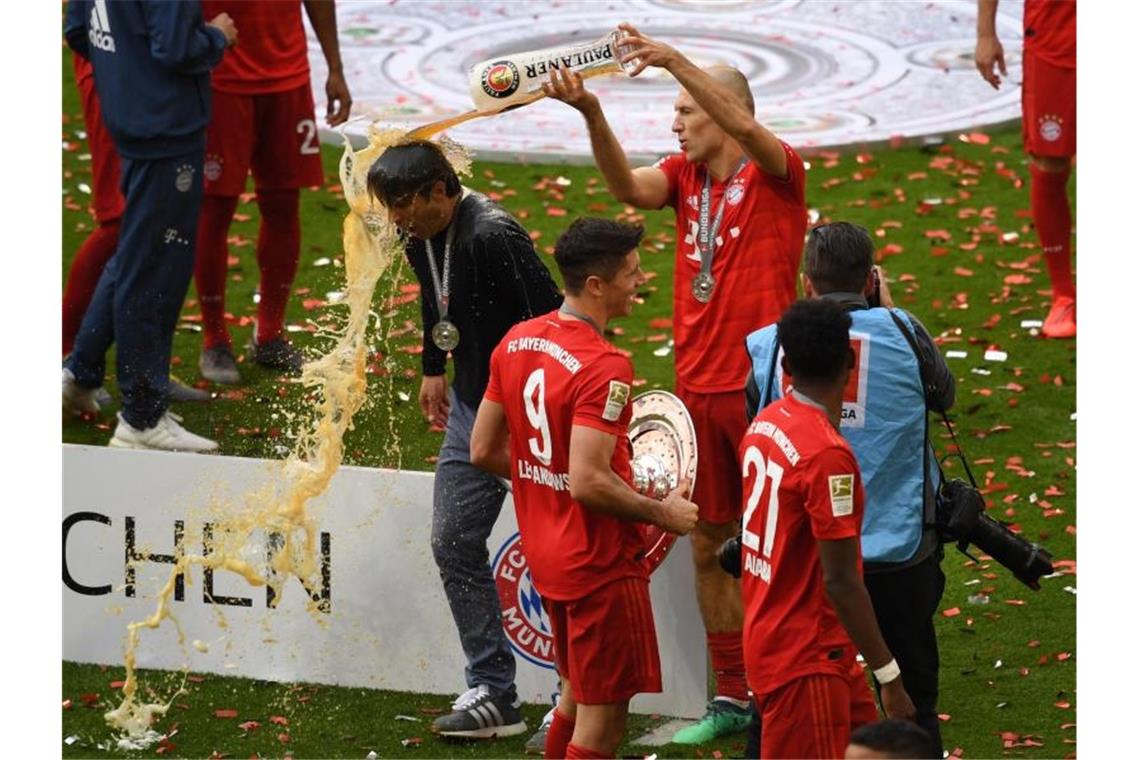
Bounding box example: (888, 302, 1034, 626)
(103, 125, 473, 747)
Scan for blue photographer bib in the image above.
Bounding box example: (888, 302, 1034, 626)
(746, 308, 934, 563)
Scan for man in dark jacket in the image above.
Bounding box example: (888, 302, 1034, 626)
(368, 140, 563, 741)
(62, 0, 236, 451)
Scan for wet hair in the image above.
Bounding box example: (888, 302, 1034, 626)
(554, 218, 644, 296)
(776, 298, 852, 384)
(708, 65, 755, 115)
(802, 221, 875, 294)
(366, 139, 461, 207)
(848, 719, 935, 759)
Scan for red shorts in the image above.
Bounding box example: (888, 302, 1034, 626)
(74, 56, 124, 224)
(203, 84, 325, 196)
(756, 660, 879, 759)
(1021, 51, 1076, 158)
(544, 576, 662, 705)
(675, 385, 747, 524)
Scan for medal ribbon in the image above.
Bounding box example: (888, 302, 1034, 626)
(697, 156, 750, 280)
(559, 301, 603, 336)
(425, 221, 457, 324)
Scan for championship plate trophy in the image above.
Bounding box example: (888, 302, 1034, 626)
(629, 390, 698, 573)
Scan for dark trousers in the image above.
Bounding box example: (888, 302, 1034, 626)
(430, 390, 517, 696)
(67, 145, 205, 429)
(865, 551, 946, 758)
(741, 552, 946, 759)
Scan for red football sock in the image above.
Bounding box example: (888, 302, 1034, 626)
(253, 188, 301, 344)
(62, 219, 120, 356)
(545, 709, 576, 760)
(708, 631, 749, 702)
(565, 741, 609, 759)
(1029, 163, 1075, 301)
(194, 194, 240, 350)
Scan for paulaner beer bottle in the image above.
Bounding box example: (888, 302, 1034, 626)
(469, 29, 637, 114)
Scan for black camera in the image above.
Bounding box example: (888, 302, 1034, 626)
(717, 534, 743, 579)
(936, 478, 1055, 590)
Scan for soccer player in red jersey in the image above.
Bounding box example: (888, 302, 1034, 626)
(543, 24, 807, 743)
(976, 0, 1076, 338)
(740, 299, 914, 759)
(471, 218, 699, 758)
(195, 0, 352, 383)
(62, 53, 124, 360)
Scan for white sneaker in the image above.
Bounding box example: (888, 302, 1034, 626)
(63, 368, 101, 415)
(109, 411, 218, 453)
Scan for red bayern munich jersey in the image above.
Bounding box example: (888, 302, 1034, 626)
(1024, 0, 1076, 69)
(485, 311, 649, 601)
(655, 144, 807, 393)
(739, 393, 866, 697)
(202, 1, 311, 94)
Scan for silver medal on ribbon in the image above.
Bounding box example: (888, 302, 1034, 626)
(432, 319, 460, 352)
(628, 390, 698, 573)
(691, 271, 716, 304)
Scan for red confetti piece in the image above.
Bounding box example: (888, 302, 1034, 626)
(953, 267, 974, 277)
(109, 680, 124, 689)
(1054, 701, 1071, 709)
(1004, 599, 1026, 606)
(942, 607, 961, 617)
(270, 716, 289, 726)
(278, 732, 291, 743)
(301, 298, 326, 311)
(924, 229, 952, 241)
(545, 206, 567, 217)
(648, 318, 672, 329)
(938, 714, 951, 722)
(62, 699, 72, 710)
(81, 693, 100, 706)
(238, 721, 261, 731)
(214, 709, 239, 719)
(1056, 652, 1072, 661)
(1003, 273, 1033, 285)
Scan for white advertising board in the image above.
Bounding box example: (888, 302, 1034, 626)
(62, 445, 707, 718)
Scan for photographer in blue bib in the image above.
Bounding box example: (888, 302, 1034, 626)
(743, 222, 955, 757)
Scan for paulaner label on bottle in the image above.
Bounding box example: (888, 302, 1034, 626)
(469, 30, 634, 114)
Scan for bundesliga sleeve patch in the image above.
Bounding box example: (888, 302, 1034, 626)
(602, 380, 631, 422)
(828, 474, 855, 517)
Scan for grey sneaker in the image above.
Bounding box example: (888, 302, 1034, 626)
(63, 368, 100, 415)
(430, 685, 527, 740)
(524, 707, 555, 754)
(249, 336, 303, 373)
(168, 376, 211, 403)
(109, 411, 218, 453)
(199, 345, 241, 385)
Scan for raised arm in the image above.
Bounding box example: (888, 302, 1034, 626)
(616, 23, 788, 179)
(302, 0, 352, 125)
(542, 66, 671, 209)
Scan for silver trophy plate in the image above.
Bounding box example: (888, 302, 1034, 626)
(629, 390, 698, 573)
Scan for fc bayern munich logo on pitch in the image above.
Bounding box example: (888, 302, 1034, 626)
(493, 532, 555, 669)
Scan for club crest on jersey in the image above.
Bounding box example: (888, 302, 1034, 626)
(481, 61, 520, 99)
(204, 155, 223, 182)
(828, 474, 855, 517)
(1038, 115, 1063, 142)
(175, 164, 195, 193)
(725, 181, 746, 206)
(494, 532, 555, 669)
(603, 380, 631, 422)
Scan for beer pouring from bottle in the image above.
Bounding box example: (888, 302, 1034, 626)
(468, 28, 639, 114)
